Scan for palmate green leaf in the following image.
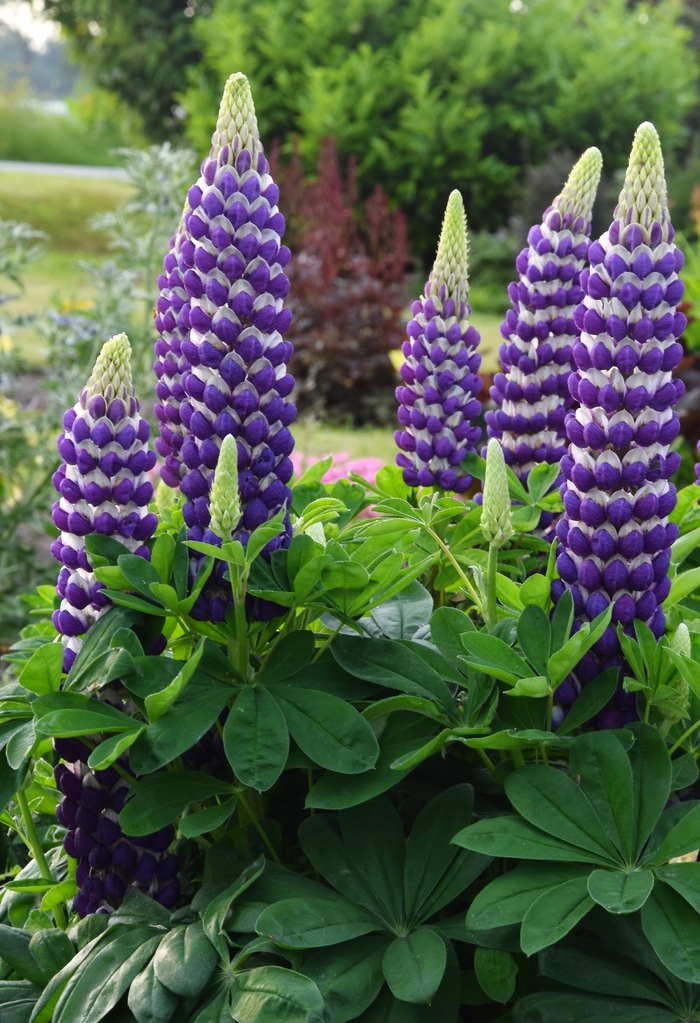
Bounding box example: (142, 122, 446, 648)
(473, 947, 518, 1004)
(465, 863, 592, 931)
(568, 731, 634, 862)
(505, 676, 550, 699)
(257, 631, 316, 685)
(40, 880, 78, 913)
(654, 863, 700, 914)
(453, 815, 611, 865)
(464, 729, 566, 751)
(120, 771, 234, 836)
(340, 798, 405, 930)
(520, 876, 594, 955)
(331, 635, 454, 711)
(274, 685, 379, 774)
(224, 686, 289, 792)
(628, 724, 672, 862)
(550, 589, 574, 654)
(256, 897, 380, 948)
(587, 870, 654, 914)
(28, 928, 118, 1023)
(0, 926, 48, 986)
(556, 669, 619, 735)
(365, 581, 434, 641)
(666, 565, 700, 608)
(202, 857, 266, 960)
(642, 803, 700, 866)
(429, 606, 476, 666)
(642, 883, 700, 983)
(300, 937, 387, 1023)
(53, 927, 162, 1023)
(18, 644, 62, 696)
(538, 934, 672, 1004)
(87, 728, 146, 771)
(228, 966, 324, 1023)
(382, 928, 446, 1004)
(152, 923, 217, 999)
(299, 815, 388, 922)
(144, 641, 204, 721)
(459, 633, 531, 684)
(127, 958, 179, 1023)
(505, 766, 619, 861)
(28, 930, 74, 981)
(179, 796, 237, 838)
(513, 991, 677, 1023)
(63, 606, 141, 691)
(517, 605, 551, 675)
(548, 606, 612, 687)
(33, 692, 139, 738)
(519, 574, 551, 611)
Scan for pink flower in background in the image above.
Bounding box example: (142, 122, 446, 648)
(292, 452, 385, 485)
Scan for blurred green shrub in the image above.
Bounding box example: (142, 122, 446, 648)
(182, 0, 697, 257)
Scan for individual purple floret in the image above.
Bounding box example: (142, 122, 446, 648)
(552, 123, 686, 728)
(50, 334, 157, 670)
(395, 190, 481, 492)
(486, 148, 602, 480)
(154, 206, 192, 487)
(172, 73, 296, 620)
(54, 735, 179, 918)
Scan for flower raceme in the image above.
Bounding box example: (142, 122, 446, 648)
(553, 122, 686, 725)
(487, 148, 602, 481)
(50, 334, 157, 669)
(395, 189, 482, 493)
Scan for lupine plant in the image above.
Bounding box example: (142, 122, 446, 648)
(3, 77, 700, 1023)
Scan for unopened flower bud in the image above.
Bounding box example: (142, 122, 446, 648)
(209, 434, 241, 541)
(481, 439, 513, 548)
(671, 623, 691, 659)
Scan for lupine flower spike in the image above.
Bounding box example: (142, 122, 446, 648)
(209, 433, 242, 541)
(481, 437, 514, 630)
(395, 189, 482, 492)
(553, 122, 686, 727)
(154, 202, 192, 487)
(51, 333, 157, 669)
(487, 148, 602, 482)
(176, 72, 296, 620)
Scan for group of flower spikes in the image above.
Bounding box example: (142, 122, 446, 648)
(47, 64, 685, 914)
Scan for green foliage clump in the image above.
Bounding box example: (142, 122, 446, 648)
(183, 0, 697, 254)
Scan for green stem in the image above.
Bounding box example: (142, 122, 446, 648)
(510, 749, 526, 769)
(237, 790, 281, 865)
(427, 527, 481, 606)
(16, 789, 67, 930)
(474, 747, 495, 774)
(485, 542, 498, 631)
(669, 718, 700, 755)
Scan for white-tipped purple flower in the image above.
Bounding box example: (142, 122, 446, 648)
(553, 123, 685, 723)
(50, 334, 157, 669)
(487, 148, 602, 479)
(154, 203, 192, 487)
(170, 74, 295, 619)
(395, 190, 482, 492)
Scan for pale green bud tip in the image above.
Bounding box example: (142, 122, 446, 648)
(431, 190, 469, 307)
(615, 122, 670, 238)
(671, 623, 692, 659)
(212, 72, 260, 156)
(210, 434, 242, 541)
(481, 439, 514, 548)
(85, 333, 134, 401)
(553, 147, 602, 225)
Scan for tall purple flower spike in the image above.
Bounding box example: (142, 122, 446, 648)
(395, 190, 482, 492)
(50, 334, 157, 670)
(486, 148, 602, 479)
(154, 204, 192, 487)
(175, 73, 296, 620)
(552, 123, 686, 729)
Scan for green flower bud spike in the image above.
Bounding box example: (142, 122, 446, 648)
(431, 189, 469, 309)
(553, 147, 602, 225)
(614, 121, 671, 242)
(481, 439, 513, 631)
(671, 623, 692, 659)
(209, 434, 242, 542)
(85, 332, 134, 402)
(211, 72, 260, 159)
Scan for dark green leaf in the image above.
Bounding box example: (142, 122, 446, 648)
(120, 771, 233, 835)
(256, 897, 380, 948)
(429, 606, 475, 667)
(202, 857, 266, 960)
(654, 862, 700, 914)
(179, 796, 237, 838)
(332, 635, 453, 710)
(514, 991, 677, 1023)
(520, 876, 594, 955)
(34, 692, 138, 738)
(86, 729, 145, 771)
(29, 930, 74, 980)
(117, 555, 163, 597)
(643, 803, 700, 865)
(473, 947, 517, 1003)
(538, 935, 671, 1003)
(300, 937, 387, 1023)
(0, 926, 47, 985)
(224, 686, 289, 791)
(459, 633, 531, 683)
(568, 732, 634, 862)
(517, 606, 550, 676)
(627, 724, 672, 861)
(228, 965, 324, 1023)
(127, 959, 179, 1023)
(505, 766, 618, 860)
(18, 645, 62, 696)
(550, 590, 574, 654)
(152, 923, 217, 999)
(274, 685, 379, 774)
(454, 816, 610, 864)
(641, 883, 700, 983)
(64, 608, 141, 691)
(382, 928, 446, 1003)
(364, 582, 433, 640)
(340, 798, 405, 929)
(466, 863, 592, 931)
(670, 752, 699, 792)
(556, 669, 619, 735)
(257, 632, 316, 685)
(587, 869, 654, 913)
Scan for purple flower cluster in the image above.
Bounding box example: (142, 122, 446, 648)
(487, 149, 602, 481)
(395, 190, 482, 492)
(158, 74, 296, 619)
(552, 123, 685, 728)
(54, 739, 178, 918)
(50, 334, 157, 670)
(154, 208, 192, 488)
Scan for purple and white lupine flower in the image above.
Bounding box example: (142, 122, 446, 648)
(552, 122, 686, 729)
(54, 738, 179, 918)
(154, 204, 192, 488)
(172, 73, 295, 620)
(50, 334, 157, 670)
(395, 189, 482, 492)
(486, 148, 602, 480)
